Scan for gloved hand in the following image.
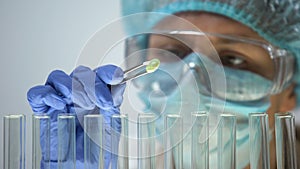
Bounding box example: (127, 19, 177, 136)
(27, 65, 126, 169)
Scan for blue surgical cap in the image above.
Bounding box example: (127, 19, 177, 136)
(121, 0, 300, 107)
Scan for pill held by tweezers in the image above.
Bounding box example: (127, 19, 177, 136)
(120, 58, 160, 84)
(146, 58, 160, 73)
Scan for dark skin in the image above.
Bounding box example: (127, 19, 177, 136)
(149, 11, 296, 169)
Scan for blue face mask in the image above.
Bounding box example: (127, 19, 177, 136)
(135, 53, 271, 169)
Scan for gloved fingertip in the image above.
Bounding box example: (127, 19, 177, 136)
(70, 65, 92, 80)
(72, 65, 91, 74)
(47, 70, 73, 98)
(117, 83, 127, 92)
(110, 66, 124, 85)
(27, 85, 44, 101)
(48, 70, 65, 79)
(111, 84, 126, 107)
(95, 65, 124, 85)
(78, 65, 90, 70)
(44, 94, 66, 110)
(32, 107, 49, 113)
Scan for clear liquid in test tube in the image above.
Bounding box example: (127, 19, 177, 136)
(164, 114, 183, 169)
(275, 112, 297, 169)
(191, 112, 209, 169)
(249, 113, 270, 169)
(84, 114, 103, 169)
(111, 114, 129, 169)
(58, 114, 76, 169)
(217, 114, 236, 169)
(3, 114, 26, 169)
(137, 113, 156, 169)
(32, 114, 50, 169)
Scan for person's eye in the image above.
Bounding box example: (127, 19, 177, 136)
(219, 52, 248, 69)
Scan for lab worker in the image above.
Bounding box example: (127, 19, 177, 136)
(27, 0, 300, 169)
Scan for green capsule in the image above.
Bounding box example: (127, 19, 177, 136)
(146, 58, 160, 73)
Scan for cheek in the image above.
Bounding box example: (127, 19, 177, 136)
(267, 95, 282, 129)
(269, 95, 281, 113)
(269, 85, 297, 113)
(268, 92, 295, 129)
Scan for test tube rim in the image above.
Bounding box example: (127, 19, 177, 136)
(249, 112, 268, 117)
(112, 114, 128, 118)
(84, 114, 103, 118)
(138, 113, 156, 118)
(191, 111, 208, 117)
(220, 113, 236, 117)
(4, 114, 25, 119)
(138, 113, 156, 124)
(32, 114, 51, 119)
(58, 114, 75, 119)
(275, 112, 294, 119)
(166, 114, 181, 118)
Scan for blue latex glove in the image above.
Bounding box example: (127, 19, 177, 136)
(27, 65, 126, 169)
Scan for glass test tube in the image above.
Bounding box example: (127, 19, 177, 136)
(275, 112, 297, 169)
(191, 112, 209, 169)
(32, 114, 51, 169)
(84, 114, 103, 169)
(217, 114, 236, 169)
(137, 113, 156, 169)
(164, 114, 183, 169)
(111, 114, 129, 169)
(3, 114, 26, 169)
(249, 113, 270, 169)
(58, 114, 76, 169)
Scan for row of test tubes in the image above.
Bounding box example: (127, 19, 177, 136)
(3, 113, 128, 169)
(2, 112, 297, 169)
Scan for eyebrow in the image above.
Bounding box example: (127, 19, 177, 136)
(149, 30, 270, 49)
(167, 30, 264, 40)
(215, 32, 266, 42)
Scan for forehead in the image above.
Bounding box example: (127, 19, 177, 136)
(153, 11, 265, 41)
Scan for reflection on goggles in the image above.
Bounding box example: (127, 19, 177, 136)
(147, 32, 275, 79)
(134, 52, 273, 102)
(127, 31, 294, 100)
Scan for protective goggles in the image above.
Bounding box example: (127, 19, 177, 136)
(125, 30, 295, 102)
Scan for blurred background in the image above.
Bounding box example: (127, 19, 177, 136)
(0, 0, 121, 167)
